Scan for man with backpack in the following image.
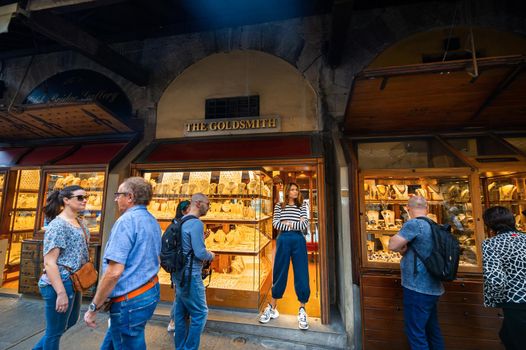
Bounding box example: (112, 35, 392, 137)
(173, 193, 214, 350)
(388, 195, 445, 350)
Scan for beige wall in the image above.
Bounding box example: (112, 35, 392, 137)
(156, 50, 319, 139)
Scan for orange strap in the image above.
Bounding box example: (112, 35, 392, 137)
(111, 275, 159, 303)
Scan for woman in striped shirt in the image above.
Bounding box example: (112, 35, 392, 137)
(259, 182, 311, 330)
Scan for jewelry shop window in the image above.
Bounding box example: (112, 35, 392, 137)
(355, 138, 481, 270)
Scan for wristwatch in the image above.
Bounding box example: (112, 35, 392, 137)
(88, 302, 98, 312)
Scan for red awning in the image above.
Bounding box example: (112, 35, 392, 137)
(0, 147, 30, 166)
(142, 136, 314, 163)
(17, 145, 75, 166)
(54, 142, 128, 165)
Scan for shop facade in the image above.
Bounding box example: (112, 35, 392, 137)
(130, 50, 332, 322)
(1, 2, 525, 348)
(342, 28, 526, 349)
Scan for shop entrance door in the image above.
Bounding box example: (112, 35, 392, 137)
(1, 169, 40, 289)
(266, 166, 321, 318)
(136, 161, 324, 319)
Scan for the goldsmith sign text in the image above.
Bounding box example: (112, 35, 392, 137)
(184, 116, 281, 136)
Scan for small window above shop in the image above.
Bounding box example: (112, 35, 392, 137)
(205, 95, 259, 119)
(445, 136, 520, 162)
(357, 138, 466, 169)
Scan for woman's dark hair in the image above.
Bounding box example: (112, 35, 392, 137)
(482, 206, 516, 234)
(281, 182, 303, 209)
(175, 200, 190, 220)
(44, 185, 84, 221)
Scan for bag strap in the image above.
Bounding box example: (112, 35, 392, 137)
(76, 217, 91, 263)
(410, 217, 433, 277)
(58, 217, 90, 273)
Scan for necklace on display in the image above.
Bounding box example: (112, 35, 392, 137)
(377, 185, 388, 196)
(394, 185, 407, 194)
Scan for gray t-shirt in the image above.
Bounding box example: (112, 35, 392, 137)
(399, 218, 444, 296)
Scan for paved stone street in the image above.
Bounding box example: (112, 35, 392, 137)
(0, 295, 341, 350)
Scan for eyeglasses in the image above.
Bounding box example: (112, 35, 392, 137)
(71, 195, 88, 201)
(114, 192, 129, 199)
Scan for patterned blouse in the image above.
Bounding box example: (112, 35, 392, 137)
(272, 202, 309, 232)
(39, 216, 90, 285)
(482, 230, 526, 307)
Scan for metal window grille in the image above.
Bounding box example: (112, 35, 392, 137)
(205, 95, 259, 119)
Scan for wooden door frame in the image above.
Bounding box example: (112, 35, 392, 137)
(131, 157, 331, 324)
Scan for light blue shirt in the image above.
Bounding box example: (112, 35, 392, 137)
(399, 218, 444, 296)
(103, 205, 161, 297)
(180, 216, 213, 276)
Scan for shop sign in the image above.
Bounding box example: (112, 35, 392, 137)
(184, 116, 281, 137)
(23, 69, 132, 120)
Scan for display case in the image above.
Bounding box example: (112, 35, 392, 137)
(38, 170, 106, 243)
(481, 173, 526, 232)
(143, 169, 274, 310)
(362, 174, 478, 267)
(2, 169, 41, 284)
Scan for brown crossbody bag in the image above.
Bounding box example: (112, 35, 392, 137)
(63, 218, 98, 292)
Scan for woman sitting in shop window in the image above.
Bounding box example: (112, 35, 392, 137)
(482, 206, 526, 350)
(259, 182, 310, 330)
(33, 185, 90, 350)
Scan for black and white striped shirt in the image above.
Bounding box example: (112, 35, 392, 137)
(273, 202, 309, 232)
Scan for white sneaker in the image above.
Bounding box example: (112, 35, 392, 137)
(259, 303, 279, 323)
(298, 307, 309, 330)
(167, 320, 175, 332)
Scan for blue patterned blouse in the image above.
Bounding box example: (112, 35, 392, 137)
(39, 216, 90, 286)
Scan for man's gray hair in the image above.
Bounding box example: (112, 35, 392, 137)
(408, 195, 427, 209)
(121, 177, 153, 205)
(191, 193, 208, 204)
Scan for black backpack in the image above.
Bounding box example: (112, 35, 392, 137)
(160, 215, 197, 279)
(411, 216, 460, 282)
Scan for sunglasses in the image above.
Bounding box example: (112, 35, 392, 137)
(70, 195, 88, 201)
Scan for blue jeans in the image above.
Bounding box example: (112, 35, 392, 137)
(174, 273, 208, 350)
(271, 231, 310, 303)
(33, 279, 82, 350)
(403, 287, 444, 350)
(103, 283, 160, 350)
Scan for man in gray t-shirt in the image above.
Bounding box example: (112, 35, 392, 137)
(389, 196, 445, 350)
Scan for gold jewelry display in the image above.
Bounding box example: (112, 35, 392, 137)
(460, 188, 470, 202)
(393, 184, 409, 200)
(376, 185, 390, 200)
(499, 184, 517, 201)
(426, 213, 437, 222)
(379, 235, 391, 251)
(380, 210, 395, 227)
(415, 188, 427, 199)
(427, 184, 443, 200)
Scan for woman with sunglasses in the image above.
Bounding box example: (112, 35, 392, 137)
(167, 200, 191, 332)
(33, 185, 90, 350)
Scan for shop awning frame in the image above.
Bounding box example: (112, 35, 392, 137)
(0, 101, 142, 142)
(344, 55, 526, 136)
